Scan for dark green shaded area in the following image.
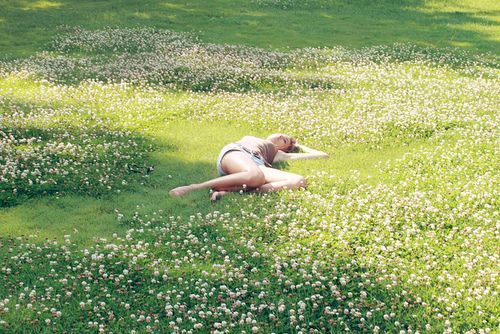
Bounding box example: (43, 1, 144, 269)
(0, 0, 499, 59)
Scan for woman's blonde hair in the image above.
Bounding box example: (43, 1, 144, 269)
(284, 135, 296, 152)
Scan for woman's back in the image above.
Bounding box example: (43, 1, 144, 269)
(236, 136, 277, 166)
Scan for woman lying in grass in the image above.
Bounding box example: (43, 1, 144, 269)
(170, 134, 328, 201)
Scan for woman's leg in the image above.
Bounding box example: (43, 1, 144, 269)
(211, 166, 306, 200)
(255, 166, 307, 192)
(169, 151, 266, 197)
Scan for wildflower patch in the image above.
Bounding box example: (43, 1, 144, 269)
(0, 27, 498, 333)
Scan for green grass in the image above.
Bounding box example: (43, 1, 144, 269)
(0, 0, 499, 59)
(0, 118, 425, 245)
(0, 1, 498, 333)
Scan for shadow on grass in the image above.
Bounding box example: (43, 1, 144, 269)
(0, 136, 217, 245)
(0, 0, 498, 59)
(0, 121, 153, 206)
(0, 95, 221, 244)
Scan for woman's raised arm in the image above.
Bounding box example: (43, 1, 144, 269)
(273, 144, 328, 163)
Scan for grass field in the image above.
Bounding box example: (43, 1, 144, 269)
(0, 1, 499, 333)
(1, 0, 499, 58)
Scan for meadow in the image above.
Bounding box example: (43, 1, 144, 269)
(0, 0, 499, 333)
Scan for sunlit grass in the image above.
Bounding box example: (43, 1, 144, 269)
(0, 14, 498, 334)
(21, 0, 63, 10)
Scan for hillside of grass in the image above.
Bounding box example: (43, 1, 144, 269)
(0, 1, 499, 333)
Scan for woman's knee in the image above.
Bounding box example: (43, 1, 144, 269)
(244, 169, 266, 188)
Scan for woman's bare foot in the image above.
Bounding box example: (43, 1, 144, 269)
(210, 190, 228, 201)
(169, 185, 195, 197)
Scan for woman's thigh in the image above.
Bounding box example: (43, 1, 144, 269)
(221, 151, 261, 175)
(258, 166, 304, 183)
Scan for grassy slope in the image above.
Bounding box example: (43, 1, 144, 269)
(0, 0, 499, 59)
(0, 0, 498, 245)
(0, 3, 497, 333)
